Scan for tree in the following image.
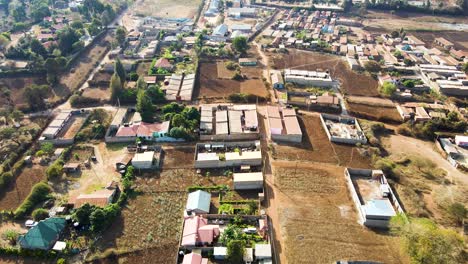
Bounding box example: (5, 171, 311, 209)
(390, 30, 400, 38)
(136, 76, 147, 90)
(24, 85, 50, 110)
(89, 208, 106, 231)
(73, 203, 95, 225)
(44, 58, 60, 84)
(447, 203, 467, 226)
(114, 58, 126, 85)
(46, 163, 63, 179)
(364, 60, 381, 73)
(380, 81, 397, 97)
(227, 240, 245, 263)
(2, 229, 19, 245)
(32, 208, 49, 221)
(390, 215, 464, 264)
(40, 142, 54, 155)
(57, 27, 82, 55)
(110, 73, 122, 102)
(115, 26, 126, 47)
(30, 38, 48, 58)
(404, 58, 414, 66)
(171, 113, 186, 128)
(30, 0, 50, 23)
(232, 36, 248, 54)
(146, 85, 165, 103)
(136, 89, 154, 122)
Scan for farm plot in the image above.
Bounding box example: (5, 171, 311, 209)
(197, 62, 241, 99)
(272, 114, 372, 168)
(347, 102, 402, 123)
(0, 163, 47, 210)
(161, 146, 196, 169)
(94, 168, 232, 263)
(133, 0, 202, 19)
(272, 161, 407, 264)
(0, 76, 49, 109)
(269, 50, 379, 96)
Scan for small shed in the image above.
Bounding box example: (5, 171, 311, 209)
(239, 58, 257, 66)
(233, 172, 263, 190)
(213, 247, 227, 260)
(255, 244, 272, 260)
(186, 190, 211, 214)
(271, 72, 284, 89)
(131, 151, 155, 170)
(244, 248, 254, 262)
(116, 153, 134, 170)
(63, 163, 80, 173)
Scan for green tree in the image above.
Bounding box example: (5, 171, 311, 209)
(227, 240, 245, 263)
(89, 208, 106, 231)
(110, 73, 122, 102)
(364, 60, 382, 73)
(114, 58, 126, 85)
(146, 85, 165, 103)
(73, 203, 95, 225)
(32, 208, 49, 221)
(57, 27, 82, 55)
(380, 81, 397, 97)
(24, 85, 50, 110)
(136, 76, 147, 90)
(115, 26, 126, 47)
(30, 38, 48, 58)
(232, 36, 248, 54)
(46, 163, 63, 179)
(40, 142, 54, 155)
(136, 89, 154, 122)
(390, 215, 465, 264)
(44, 57, 60, 84)
(2, 229, 19, 245)
(30, 0, 50, 23)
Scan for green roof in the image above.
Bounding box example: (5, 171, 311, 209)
(18, 217, 66, 250)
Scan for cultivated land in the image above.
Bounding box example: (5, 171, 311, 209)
(133, 0, 202, 19)
(269, 50, 379, 96)
(346, 97, 401, 123)
(271, 114, 372, 168)
(270, 161, 407, 264)
(0, 76, 49, 109)
(91, 146, 232, 263)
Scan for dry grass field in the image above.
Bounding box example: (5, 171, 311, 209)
(271, 161, 407, 264)
(272, 114, 372, 168)
(133, 0, 202, 19)
(347, 102, 402, 123)
(269, 50, 379, 96)
(0, 76, 49, 109)
(0, 163, 47, 210)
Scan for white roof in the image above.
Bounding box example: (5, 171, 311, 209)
(233, 172, 263, 182)
(52, 241, 67, 251)
(255, 244, 272, 258)
(133, 151, 154, 162)
(197, 152, 219, 161)
(214, 247, 227, 256)
(225, 151, 261, 161)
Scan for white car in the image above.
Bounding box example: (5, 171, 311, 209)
(25, 220, 37, 227)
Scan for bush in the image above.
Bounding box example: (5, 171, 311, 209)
(70, 95, 101, 107)
(14, 182, 51, 218)
(225, 61, 239, 71)
(232, 71, 243, 80)
(46, 162, 63, 179)
(32, 208, 49, 221)
(0, 171, 14, 189)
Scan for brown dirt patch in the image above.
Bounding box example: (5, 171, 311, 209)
(161, 146, 195, 169)
(0, 164, 47, 210)
(0, 76, 49, 109)
(240, 79, 269, 98)
(347, 102, 402, 123)
(82, 87, 111, 102)
(269, 49, 379, 96)
(271, 161, 408, 264)
(197, 62, 240, 99)
(411, 31, 468, 50)
(272, 114, 372, 168)
(216, 61, 235, 79)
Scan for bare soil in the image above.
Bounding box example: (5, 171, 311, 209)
(197, 61, 241, 99)
(269, 50, 379, 96)
(133, 0, 202, 19)
(347, 102, 402, 123)
(0, 76, 49, 109)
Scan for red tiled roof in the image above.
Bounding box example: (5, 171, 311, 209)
(136, 122, 169, 137)
(155, 58, 173, 69)
(69, 189, 115, 208)
(116, 125, 138, 137)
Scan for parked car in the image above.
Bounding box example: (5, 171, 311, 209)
(25, 220, 37, 227)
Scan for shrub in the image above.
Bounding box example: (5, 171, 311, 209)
(46, 163, 63, 179)
(32, 208, 49, 221)
(2, 229, 19, 245)
(232, 71, 243, 80)
(14, 182, 51, 218)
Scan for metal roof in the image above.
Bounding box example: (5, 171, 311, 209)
(186, 190, 211, 213)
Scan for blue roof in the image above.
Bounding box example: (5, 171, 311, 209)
(18, 218, 66, 250)
(213, 24, 228, 36)
(186, 190, 211, 213)
(364, 199, 396, 218)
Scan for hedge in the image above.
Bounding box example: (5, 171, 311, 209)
(14, 182, 52, 219)
(0, 247, 58, 259)
(187, 185, 229, 192)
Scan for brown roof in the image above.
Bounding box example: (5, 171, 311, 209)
(317, 95, 339, 105)
(63, 163, 80, 169)
(70, 189, 115, 208)
(155, 58, 173, 69)
(144, 76, 157, 84)
(435, 37, 453, 47)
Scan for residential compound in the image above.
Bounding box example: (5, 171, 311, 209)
(320, 114, 367, 145)
(194, 141, 262, 169)
(345, 168, 404, 228)
(266, 106, 302, 143)
(199, 104, 259, 141)
(163, 73, 196, 101)
(284, 69, 335, 87)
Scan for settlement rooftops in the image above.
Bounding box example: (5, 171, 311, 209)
(186, 190, 211, 214)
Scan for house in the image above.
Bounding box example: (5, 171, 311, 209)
(131, 151, 160, 169)
(345, 168, 404, 228)
(186, 190, 211, 214)
(18, 218, 66, 250)
(115, 153, 134, 170)
(63, 162, 80, 173)
(154, 58, 173, 71)
(182, 253, 208, 264)
(266, 106, 302, 143)
(284, 69, 334, 87)
(233, 172, 263, 190)
(228, 7, 256, 17)
(205, 0, 219, 16)
(450, 49, 467, 61)
(211, 24, 228, 42)
(230, 24, 252, 33)
(239, 58, 257, 66)
(434, 37, 454, 50)
(195, 141, 262, 169)
(255, 244, 272, 260)
(115, 121, 171, 140)
(271, 71, 284, 89)
(69, 182, 118, 208)
(181, 216, 220, 247)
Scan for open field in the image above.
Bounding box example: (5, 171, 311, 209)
(0, 163, 47, 210)
(55, 33, 112, 98)
(271, 161, 407, 264)
(93, 167, 232, 263)
(347, 102, 402, 123)
(269, 50, 379, 96)
(272, 114, 372, 168)
(0, 76, 49, 109)
(82, 87, 112, 102)
(133, 0, 202, 19)
(197, 61, 241, 99)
